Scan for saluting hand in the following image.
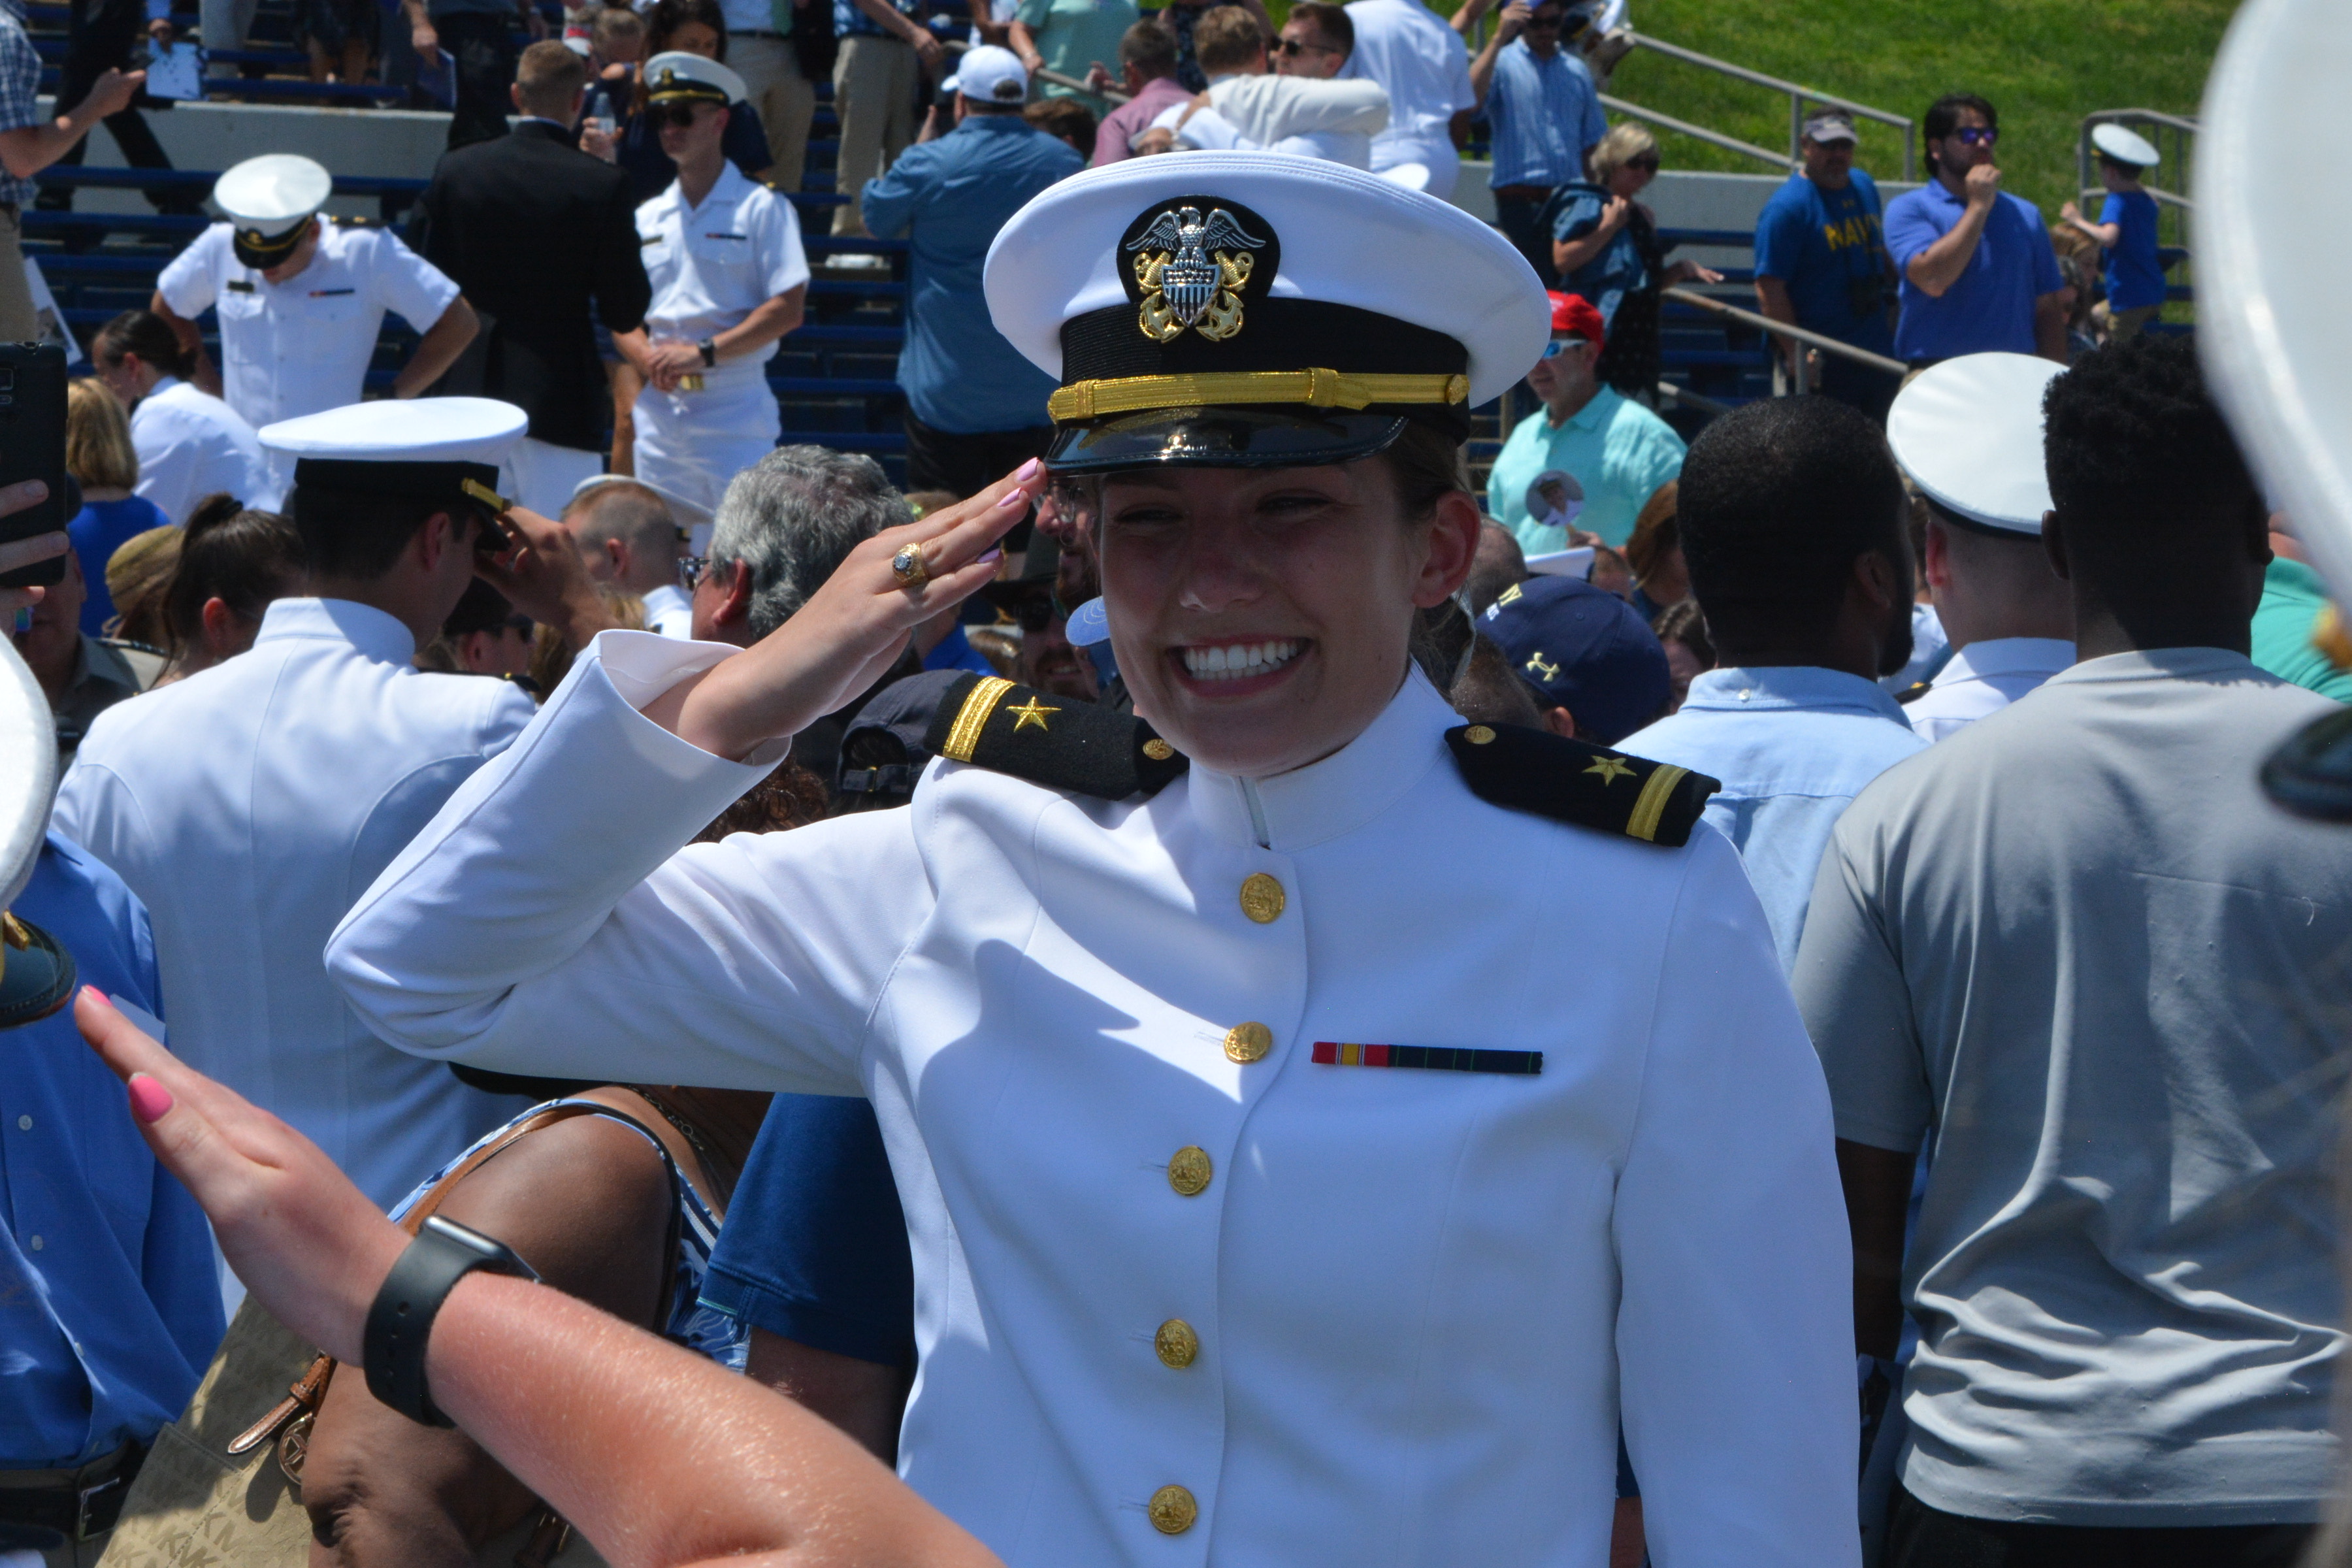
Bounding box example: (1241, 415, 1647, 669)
(472, 503, 617, 652)
(645, 461, 1050, 760)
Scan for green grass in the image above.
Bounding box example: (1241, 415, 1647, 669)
(1575, 0, 2230, 225)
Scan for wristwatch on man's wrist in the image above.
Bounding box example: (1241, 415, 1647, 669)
(363, 1215, 539, 1428)
(698, 337, 718, 367)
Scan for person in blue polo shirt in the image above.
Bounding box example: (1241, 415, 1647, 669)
(2060, 122, 2166, 344)
(1754, 109, 1899, 422)
(1883, 93, 2066, 367)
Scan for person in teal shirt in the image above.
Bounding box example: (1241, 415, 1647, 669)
(1010, 0, 1137, 102)
(1489, 290, 1686, 548)
(2251, 524, 2352, 703)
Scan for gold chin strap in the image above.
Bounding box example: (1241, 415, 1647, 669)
(1047, 369, 1470, 424)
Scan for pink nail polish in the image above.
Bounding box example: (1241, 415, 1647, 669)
(80, 985, 111, 1010)
(977, 547, 1003, 564)
(127, 1074, 173, 1124)
(1017, 459, 1043, 481)
(998, 489, 1028, 508)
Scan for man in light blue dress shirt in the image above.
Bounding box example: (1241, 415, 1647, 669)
(1620, 394, 1925, 973)
(1469, 0, 1607, 284)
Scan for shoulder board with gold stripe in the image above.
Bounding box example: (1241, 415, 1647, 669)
(921, 673, 1188, 802)
(1446, 722, 1718, 847)
(327, 214, 379, 229)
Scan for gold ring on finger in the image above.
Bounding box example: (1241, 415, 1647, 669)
(890, 542, 931, 587)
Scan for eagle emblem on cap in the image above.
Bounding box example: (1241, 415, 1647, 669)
(1124, 206, 1264, 343)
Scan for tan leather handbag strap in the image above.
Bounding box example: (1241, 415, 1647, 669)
(226, 1102, 615, 1457)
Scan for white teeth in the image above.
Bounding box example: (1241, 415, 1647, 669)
(1181, 640, 1303, 681)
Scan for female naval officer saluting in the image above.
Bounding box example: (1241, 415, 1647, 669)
(325, 154, 1856, 1567)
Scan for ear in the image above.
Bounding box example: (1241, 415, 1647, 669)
(1411, 491, 1484, 609)
(1921, 513, 1952, 594)
(1541, 704, 1576, 740)
(2040, 508, 2072, 583)
(605, 537, 630, 575)
(199, 595, 239, 656)
(1851, 545, 1903, 615)
(510, 82, 525, 112)
(414, 510, 459, 574)
(715, 558, 754, 627)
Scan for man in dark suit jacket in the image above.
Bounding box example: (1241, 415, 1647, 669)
(414, 39, 653, 514)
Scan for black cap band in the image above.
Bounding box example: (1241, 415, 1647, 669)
(289, 459, 502, 529)
(232, 218, 312, 270)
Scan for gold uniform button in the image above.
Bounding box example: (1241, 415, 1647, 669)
(1223, 1021, 1273, 1064)
(1167, 1145, 1212, 1196)
(1464, 724, 1497, 744)
(1148, 1484, 1198, 1535)
(1143, 738, 1175, 760)
(1154, 1318, 1199, 1368)
(1239, 872, 1286, 924)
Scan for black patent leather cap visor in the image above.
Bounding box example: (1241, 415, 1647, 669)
(0, 915, 76, 1030)
(1047, 409, 1412, 474)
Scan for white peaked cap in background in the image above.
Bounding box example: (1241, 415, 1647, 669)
(1887, 352, 2065, 534)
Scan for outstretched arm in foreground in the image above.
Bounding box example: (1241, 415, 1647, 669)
(76, 989, 1002, 1568)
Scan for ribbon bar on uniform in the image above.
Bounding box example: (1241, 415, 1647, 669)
(1047, 369, 1471, 423)
(1312, 1041, 1543, 1075)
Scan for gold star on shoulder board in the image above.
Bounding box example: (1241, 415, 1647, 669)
(1584, 756, 1635, 785)
(1007, 696, 1060, 732)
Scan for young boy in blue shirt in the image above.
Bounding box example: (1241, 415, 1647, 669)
(2061, 123, 2166, 342)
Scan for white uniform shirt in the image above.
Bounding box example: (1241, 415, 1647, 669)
(155, 221, 461, 437)
(129, 375, 276, 522)
(1341, 0, 1473, 155)
(53, 598, 535, 1212)
(329, 634, 1860, 1567)
(636, 163, 810, 387)
(1903, 636, 2074, 743)
(640, 581, 695, 638)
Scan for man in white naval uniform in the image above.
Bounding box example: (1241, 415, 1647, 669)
(149, 155, 482, 503)
(564, 474, 702, 637)
(331, 156, 1856, 1566)
(1886, 353, 2076, 742)
(619, 54, 809, 519)
(51, 400, 604, 1247)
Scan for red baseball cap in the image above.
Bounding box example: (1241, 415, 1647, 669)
(1547, 291, 1605, 351)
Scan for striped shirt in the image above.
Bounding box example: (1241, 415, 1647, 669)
(0, 0, 42, 208)
(1483, 39, 1605, 190)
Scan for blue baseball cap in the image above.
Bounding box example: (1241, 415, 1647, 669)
(1477, 576, 1670, 745)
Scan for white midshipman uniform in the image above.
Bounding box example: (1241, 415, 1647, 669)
(129, 374, 272, 522)
(329, 154, 1857, 1567)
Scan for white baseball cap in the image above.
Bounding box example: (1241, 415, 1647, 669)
(954, 44, 1028, 105)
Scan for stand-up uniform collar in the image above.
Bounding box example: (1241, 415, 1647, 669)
(1184, 668, 1453, 852)
(253, 597, 417, 665)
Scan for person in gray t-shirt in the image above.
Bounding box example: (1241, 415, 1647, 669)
(1794, 335, 2349, 1566)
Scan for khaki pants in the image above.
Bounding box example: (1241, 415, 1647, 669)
(730, 31, 817, 193)
(0, 207, 36, 342)
(2093, 299, 2161, 343)
(830, 33, 919, 236)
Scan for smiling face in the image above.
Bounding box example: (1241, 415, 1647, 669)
(1097, 459, 1480, 778)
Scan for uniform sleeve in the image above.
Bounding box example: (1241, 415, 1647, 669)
(757, 189, 811, 299)
(1752, 190, 1805, 281)
(1789, 809, 1932, 1154)
(155, 228, 220, 319)
(1614, 828, 1859, 1567)
(326, 631, 936, 1098)
(1882, 190, 1938, 271)
(1446, 28, 1475, 113)
(369, 228, 464, 331)
(700, 1092, 916, 1366)
(130, 410, 198, 526)
(858, 145, 926, 241)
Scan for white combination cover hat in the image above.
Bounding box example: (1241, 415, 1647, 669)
(214, 153, 333, 267)
(2091, 123, 2161, 169)
(644, 50, 748, 106)
(985, 152, 1550, 472)
(0, 637, 75, 1028)
(262, 398, 529, 526)
(1886, 351, 2065, 535)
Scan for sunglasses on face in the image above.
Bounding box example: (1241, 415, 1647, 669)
(1950, 125, 1997, 146)
(651, 102, 707, 129)
(681, 554, 715, 591)
(1541, 336, 1592, 358)
(1626, 155, 1660, 172)
(1273, 35, 1336, 55)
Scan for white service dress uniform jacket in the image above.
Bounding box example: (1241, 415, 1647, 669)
(155, 221, 463, 498)
(53, 599, 536, 1218)
(630, 165, 809, 517)
(129, 374, 276, 521)
(327, 633, 1859, 1568)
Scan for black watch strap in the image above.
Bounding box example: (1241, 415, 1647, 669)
(698, 336, 717, 367)
(363, 1215, 539, 1427)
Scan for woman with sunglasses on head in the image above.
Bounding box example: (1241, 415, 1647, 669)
(1546, 122, 1722, 399)
(329, 155, 1857, 1567)
(1882, 92, 2069, 368)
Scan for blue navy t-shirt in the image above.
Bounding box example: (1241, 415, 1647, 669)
(2100, 188, 2164, 312)
(1752, 169, 1893, 355)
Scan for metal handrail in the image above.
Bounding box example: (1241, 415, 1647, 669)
(1597, 92, 1791, 172)
(1618, 32, 1915, 180)
(1663, 286, 1909, 378)
(940, 35, 1130, 104)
